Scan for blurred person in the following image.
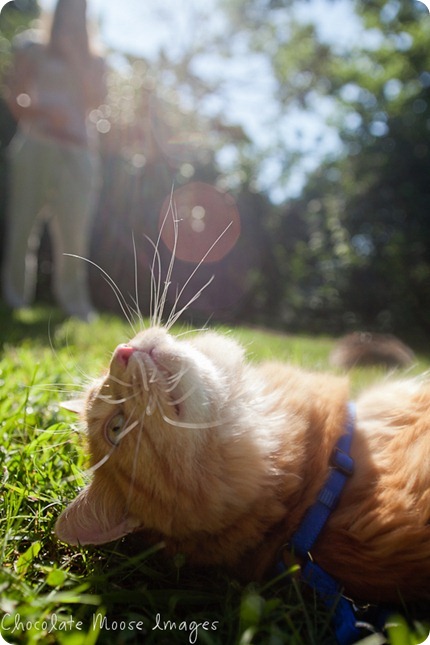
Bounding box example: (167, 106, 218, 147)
(1, 0, 106, 321)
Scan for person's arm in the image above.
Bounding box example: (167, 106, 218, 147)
(4, 45, 69, 128)
(3, 47, 37, 122)
(83, 55, 108, 111)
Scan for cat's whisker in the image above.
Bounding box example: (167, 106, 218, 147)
(85, 451, 114, 475)
(30, 436, 73, 452)
(147, 186, 176, 327)
(152, 205, 169, 325)
(34, 423, 74, 434)
(51, 439, 81, 450)
(165, 364, 188, 382)
(164, 221, 233, 331)
(83, 416, 139, 476)
(167, 384, 198, 407)
(99, 279, 138, 335)
(131, 233, 145, 331)
(31, 384, 84, 396)
(64, 254, 137, 333)
(149, 366, 160, 384)
(117, 418, 140, 442)
(146, 395, 157, 416)
(158, 404, 226, 430)
(60, 469, 88, 485)
(97, 393, 137, 405)
(165, 276, 215, 330)
(33, 426, 66, 437)
(164, 365, 191, 392)
(174, 326, 209, 339)
(123, 298, 144, 332)
(47, 316, 93, 392)
(146, 235, 162, 328)
(124, 417, 146, 512)
(108, 374, 135, 388)
(157, 203, 180, 328)
(136, 360, 149, 392)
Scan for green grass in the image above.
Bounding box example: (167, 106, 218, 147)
(0, 304, 429, 645)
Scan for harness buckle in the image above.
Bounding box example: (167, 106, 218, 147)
(331, 446, 354, 476)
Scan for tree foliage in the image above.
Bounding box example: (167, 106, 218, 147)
(220, 0, 430, 342)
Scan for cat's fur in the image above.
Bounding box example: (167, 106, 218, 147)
(55, 325, 430, 604)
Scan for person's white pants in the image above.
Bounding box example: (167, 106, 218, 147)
(2, 129, 100, 320)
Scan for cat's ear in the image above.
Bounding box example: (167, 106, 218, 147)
(60, 399, 86, 415)
(55, 478, 140, 545)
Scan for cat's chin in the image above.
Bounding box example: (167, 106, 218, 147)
(108, 328, 239, 428)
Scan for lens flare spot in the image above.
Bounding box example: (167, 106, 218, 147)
(160, 182, 240, 264)
(192, 205, 206, 220)
(191, 219, 205, 233)
(17, 93, 31, 108)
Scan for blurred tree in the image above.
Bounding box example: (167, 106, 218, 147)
(295, 0, 430, 342)
(219, 0, 430, 342)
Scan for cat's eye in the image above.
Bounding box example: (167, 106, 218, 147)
(105, 412, 125, 446)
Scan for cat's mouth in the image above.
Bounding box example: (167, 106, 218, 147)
(115, 343, 175, 379)
(112, 343, 182, 417)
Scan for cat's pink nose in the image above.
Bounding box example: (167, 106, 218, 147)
(115, 345, 136, 367)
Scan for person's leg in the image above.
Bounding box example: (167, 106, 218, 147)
(49, 144, 99, 321)
(2, 133, 48, 308)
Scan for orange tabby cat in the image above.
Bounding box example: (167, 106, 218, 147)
(55, 324, 430, 604)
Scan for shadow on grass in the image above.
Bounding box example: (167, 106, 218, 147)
(0, 300, 67, 349)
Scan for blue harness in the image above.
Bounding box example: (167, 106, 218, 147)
(275, 403, 390, 644)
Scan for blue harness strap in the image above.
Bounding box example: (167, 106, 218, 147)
(276, 402, 389, 645)
(289, 402, 355, 560)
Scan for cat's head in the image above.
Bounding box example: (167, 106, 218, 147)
(55, 327, 247, 546)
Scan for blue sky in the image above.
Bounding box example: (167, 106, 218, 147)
(38, 0, 362, 59)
